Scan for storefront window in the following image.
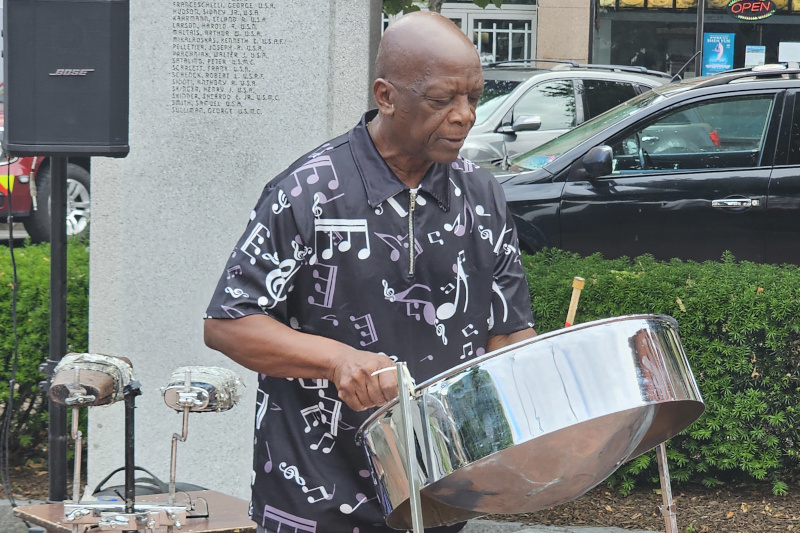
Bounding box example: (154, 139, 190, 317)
(593, 1, 800, 76)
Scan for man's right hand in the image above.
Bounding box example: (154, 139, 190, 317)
(330, 349, 398, 412)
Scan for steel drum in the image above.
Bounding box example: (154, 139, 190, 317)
(357, 314, 705, 530)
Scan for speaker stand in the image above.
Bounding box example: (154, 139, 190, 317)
(46, 156, 69, 502)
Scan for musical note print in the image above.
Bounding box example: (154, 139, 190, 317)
(339, 493, 377, 515)
(220, 305, 245, 319)
(279, 463, 306, 487)
(255, 390, 269, 430)
(449, 177, 463, 196)
(493, 223, 514, 255)
(420, 354, 434, 362)
(308, 263, 338, 308)
(309, 432, 335, 453)
(241, 223, 271, 265)
(224, 287, 249, 299)
(375, 232, 423, 262)
(291, 239, 314, 263)
(492, 280, 510, 323)
(287, 378, 329, 390)
(382, 281, 436, 325)
(451, 157, 475, 173)
(461, 342, 474, 360)
(264, 439, 273, 474)
(322, 315, 339, 326)
(313, 219, 371, 262)
(350, 314, 378, 346)
(308, 142, 332, 159)
(478, 225, 494, 245)
(428, 231, 444, 245)
(386, 195, 407, 217)
(462, 324, 478, 337)
(272, 189, 291, 214)
(436, 250, 470, 321)
(302, 483, 335, 504)
(261, 259, 301, 310)
(300, 405, 323, 433)
(289, 156, 340, 198)
(263, 504, 317, 533)
(226, 265, 242, 279)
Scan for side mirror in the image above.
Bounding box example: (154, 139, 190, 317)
(582, 145, 613, 179)
(512, 115, 542, 132)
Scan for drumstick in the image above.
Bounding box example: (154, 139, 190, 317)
(564, 276, 585, 327)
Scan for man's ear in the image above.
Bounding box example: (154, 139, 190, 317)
(373, 78, 395, 116)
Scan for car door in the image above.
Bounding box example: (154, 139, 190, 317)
(502, 79, 576, 159)
(558, 92, 780, 262)
(765, 90, 800, 264)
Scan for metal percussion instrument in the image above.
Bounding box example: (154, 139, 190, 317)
(48, 357, 242, 532)
(358, 314, 705, 530)
(161, 366, 242, 504)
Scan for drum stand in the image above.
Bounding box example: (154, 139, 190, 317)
(396, 362, 424, 533)
(396, 368, 680, 533)
(49, 356, 239, 533)
(656, 443, 678, 533)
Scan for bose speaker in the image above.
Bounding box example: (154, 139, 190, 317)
(2, 0, 129, 157)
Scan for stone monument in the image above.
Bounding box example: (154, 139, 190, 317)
(87, 0, 381, 500)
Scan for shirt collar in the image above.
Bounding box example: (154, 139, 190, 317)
(349, 110, 452, 211)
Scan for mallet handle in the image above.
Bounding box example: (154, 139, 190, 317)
(564, 277, 585, 327)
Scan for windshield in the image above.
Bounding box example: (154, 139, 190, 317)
(475, 79, 520, 125)
(509, 89, 666, 171)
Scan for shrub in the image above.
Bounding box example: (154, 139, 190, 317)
(524, 249, 800, 495)
(0, 240, 89, 458)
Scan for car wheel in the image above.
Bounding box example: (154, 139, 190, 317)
(22, 163, 91, 243)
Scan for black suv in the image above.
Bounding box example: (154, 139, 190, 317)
(494, 66, 800, 265)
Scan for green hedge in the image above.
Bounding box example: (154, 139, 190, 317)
(0, 240, 89, 456)
(2, 243, 800, 494)
(525, 249, 800, 495)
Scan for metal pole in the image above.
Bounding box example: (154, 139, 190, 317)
(695, 0, 706, 77)
(48, 156, 69, 502)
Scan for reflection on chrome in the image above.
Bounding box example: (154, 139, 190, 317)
(358, 314, 705, 530)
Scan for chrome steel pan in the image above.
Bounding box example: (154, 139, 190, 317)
(357, 314, 705, 530)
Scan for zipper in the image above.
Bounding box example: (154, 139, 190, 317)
(408, 189, 417, 276)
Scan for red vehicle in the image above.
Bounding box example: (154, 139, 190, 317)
(0, 82, 91, 242)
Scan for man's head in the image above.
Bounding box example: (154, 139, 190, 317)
(371, 12, 483, 172)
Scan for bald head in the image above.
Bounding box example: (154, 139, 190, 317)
(376, 11, 480, 86)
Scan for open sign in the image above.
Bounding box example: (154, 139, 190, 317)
(727, 0, 777, 20)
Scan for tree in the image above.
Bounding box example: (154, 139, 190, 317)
(383, 0, 503, 15)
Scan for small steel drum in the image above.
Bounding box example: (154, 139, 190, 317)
(357, 314, 705, 530)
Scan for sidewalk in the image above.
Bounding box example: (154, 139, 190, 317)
(0, 499, 659, 533)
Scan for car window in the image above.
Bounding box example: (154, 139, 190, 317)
(582, 80, 637, 120)
(475, 79, 521, 126)
(787, 96, 800, 165)
(510, 89, 664, 171)
(512, 80, 576, 130)
(610, 94, 775, 173)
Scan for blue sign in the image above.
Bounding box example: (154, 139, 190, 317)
(703, 33, 735, 76)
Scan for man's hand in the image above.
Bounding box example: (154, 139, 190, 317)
(330, 349, 398, 411)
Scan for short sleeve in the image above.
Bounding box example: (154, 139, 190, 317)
(205, 183, 311, 324)
(487, 182, 535, 335)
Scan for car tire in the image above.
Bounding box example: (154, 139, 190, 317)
(22, 162, 91, 243)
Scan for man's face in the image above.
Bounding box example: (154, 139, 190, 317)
(389, 54, 484, 165)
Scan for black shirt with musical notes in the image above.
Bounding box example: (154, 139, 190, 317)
(205, 110, 535, 533)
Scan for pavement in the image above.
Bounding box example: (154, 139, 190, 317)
(0, 498, 659, 533)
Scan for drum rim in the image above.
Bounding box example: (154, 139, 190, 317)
(357, 313, 680, 437)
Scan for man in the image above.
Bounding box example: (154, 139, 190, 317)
(204, 11, 536, 533)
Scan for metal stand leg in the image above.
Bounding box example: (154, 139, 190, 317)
(656, 442, 678, 533)
(397, 362, 423, 533)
